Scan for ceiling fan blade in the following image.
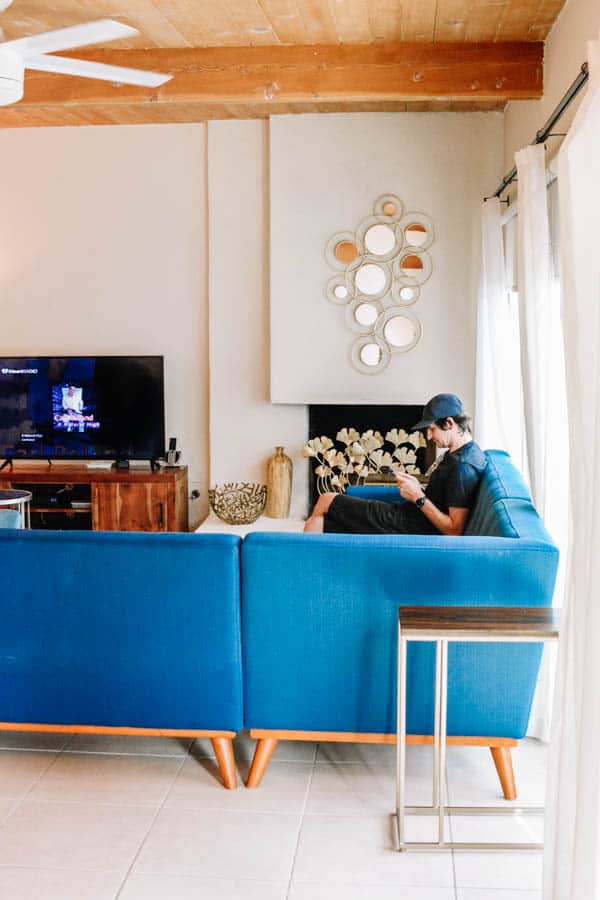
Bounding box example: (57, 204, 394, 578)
(3, 19, 138, 57)
(24, 53, 172, 88)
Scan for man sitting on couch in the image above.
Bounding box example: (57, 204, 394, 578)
(304, 393, 486, 536)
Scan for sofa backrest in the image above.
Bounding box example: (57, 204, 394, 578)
(465, 449, 537, 537)
(0, 530, 243, 732)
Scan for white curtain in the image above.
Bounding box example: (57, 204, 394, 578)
(544, 34, 600, 900)
(475, 198, 523, 460)
(515, 144, 552, 517)
(515, 144, 570, 742)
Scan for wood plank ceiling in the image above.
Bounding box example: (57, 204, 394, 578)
(0, 0, 565, 126)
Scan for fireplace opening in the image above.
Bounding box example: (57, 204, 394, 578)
(307, 404, 436, 508)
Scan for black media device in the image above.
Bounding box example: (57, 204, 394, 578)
(0, 356, 165, 467)
(165, 436, 181, 466)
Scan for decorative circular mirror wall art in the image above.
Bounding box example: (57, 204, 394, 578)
(324, 194, 434, 374)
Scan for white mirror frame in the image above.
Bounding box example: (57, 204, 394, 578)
(391, 280, 420, 306)
(397, 212, 435, 251)
(325, 231, 364, 272)
(373, 193, 404, 221)
(326, 274, 354, 306)
(375, 308, 422, 353)
(392, 250, 433, 286)
(324, 194, 433, 374)
(350, 335, 391, 374)
(345, 297, 384, 334)
(347, 261, 392, 299)
(356, 215, 402, 262)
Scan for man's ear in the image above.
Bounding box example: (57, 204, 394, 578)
(445, 417, 455, 430)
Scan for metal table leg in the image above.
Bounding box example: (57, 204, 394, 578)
(396, 631, 545, 851)
(396, 624, 407, 849)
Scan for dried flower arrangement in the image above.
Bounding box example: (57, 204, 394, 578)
(302, 427, 427, 495)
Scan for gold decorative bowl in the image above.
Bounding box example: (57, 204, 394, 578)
(208, 482, 267, 525)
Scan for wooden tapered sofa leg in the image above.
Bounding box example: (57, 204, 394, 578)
(490, 745, 517, 800)
(211, 737, 237, 789)
(246, 737, 278, 788)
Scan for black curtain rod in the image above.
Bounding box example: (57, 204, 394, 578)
(485, 60, 589, 201)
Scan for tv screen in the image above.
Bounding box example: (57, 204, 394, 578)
(0, 356, 165, 462)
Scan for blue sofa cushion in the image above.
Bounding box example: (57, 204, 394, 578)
(0, 530, 243, 732)
(347, 485, 404, 503)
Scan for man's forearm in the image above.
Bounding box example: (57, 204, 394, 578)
(418, 497, 466, 536)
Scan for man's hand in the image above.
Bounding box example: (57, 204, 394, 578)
(395, 472, 425, 503)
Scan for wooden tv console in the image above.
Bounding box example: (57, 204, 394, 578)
(0, 463, 188, 532)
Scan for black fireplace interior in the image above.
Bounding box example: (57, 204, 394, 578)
(307, 404, 435, 508)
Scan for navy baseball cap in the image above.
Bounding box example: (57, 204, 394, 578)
(412, 394, 465, 431)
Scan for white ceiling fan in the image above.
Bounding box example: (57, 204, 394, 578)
(0, 10, 172, 106)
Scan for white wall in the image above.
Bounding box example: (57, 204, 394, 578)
(270, 113, 503, 408)
(207, 120, 307, 514)
(503, 0, 600, 181)
(0, 123, 208, 526)
(0, 108, 508, 524)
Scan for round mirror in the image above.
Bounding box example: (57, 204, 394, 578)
(334, 284, 349, 300)
(364, 224, 395, 256)
(400, 254, 424, 276)
(335, 240, 359, 264)
(360, 342, 382, 367)
(374, 194, 403, 220)
(384, 315, 418, 348)
(400, 286, 416, 301)
(405, 223, 428, 247)
(354, 302, 378, 326)
(355, 263, 387, 295)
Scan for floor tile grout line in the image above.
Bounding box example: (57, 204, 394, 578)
(0, 746, 63, 754)
(59, 733, 74, 751)
(284, 741, 318, 900)
(58, 749, 193, 759)
(112, 751, 189, 900)
(0, 795, 21, 830)
(0, 747, 64, 827)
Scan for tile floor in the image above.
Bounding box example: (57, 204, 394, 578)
(0, 730, 547, 899)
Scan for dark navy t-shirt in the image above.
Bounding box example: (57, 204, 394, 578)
(425, 441, 487, 515)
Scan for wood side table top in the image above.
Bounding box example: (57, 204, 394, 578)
(398, 606, 560, 641)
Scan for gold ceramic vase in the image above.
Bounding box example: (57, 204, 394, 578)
(265, 446, 293, 518)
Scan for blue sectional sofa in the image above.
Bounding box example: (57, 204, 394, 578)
(0, 530, 243, 788)
(241, 450, 559, 796)
(0, 450, 558, 798)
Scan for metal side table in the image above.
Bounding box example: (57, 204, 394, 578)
(0, 488, 32, 528)
(396, 605, 560, 851)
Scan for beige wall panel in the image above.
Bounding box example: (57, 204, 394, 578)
(270, 111, 503, 407)
(207, 119, 308, 517)
(0, 123, 208, 527)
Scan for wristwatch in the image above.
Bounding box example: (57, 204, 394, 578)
(415, 494, 426, 509)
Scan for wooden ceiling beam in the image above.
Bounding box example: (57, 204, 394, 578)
(6, 40, 542, 109)
(0, 98, 508, 129)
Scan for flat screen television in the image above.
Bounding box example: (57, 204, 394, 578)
(0, 356, 165, 464)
